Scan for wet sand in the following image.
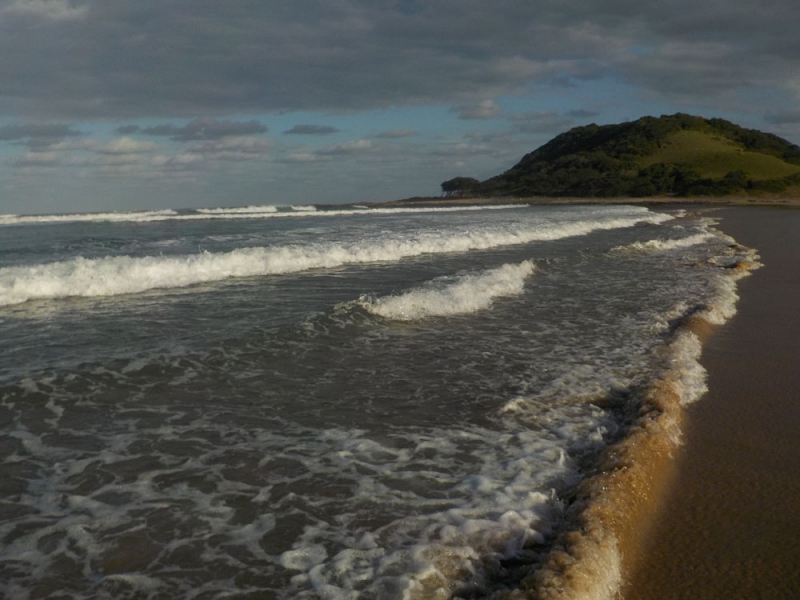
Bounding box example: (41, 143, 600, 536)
(624, 207, 800, 599)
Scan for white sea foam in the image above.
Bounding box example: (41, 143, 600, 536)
(612, 232, 715, 253)
(290, 205, 317, 212)
(0, 395, 595, 600)
(196, 205, 278, 214)
(524, 240, 763, 600)
(0, 204, 672, 228)
(275, 425, 586, 599)
(362, 261, 536, 320)
(0, 204, 520, 227)
(700, 271, 741, 325)
(0, 212, 670, 306)
(665, 249, 760, 406)
(647, 272, 748, 409)
(0, 209, 179, 226)
(666, 331, 708, 406)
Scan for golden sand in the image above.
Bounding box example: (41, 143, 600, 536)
(624, 207, 800, 599)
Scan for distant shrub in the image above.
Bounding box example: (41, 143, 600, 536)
(441, 177, 481, 197)
(749, 178, 789, 193)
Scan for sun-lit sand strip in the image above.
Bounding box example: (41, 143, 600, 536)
(622, 206, 800, 599)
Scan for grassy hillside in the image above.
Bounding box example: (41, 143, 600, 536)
(642, 130, 800, 180)
(447, 114, 800, 198)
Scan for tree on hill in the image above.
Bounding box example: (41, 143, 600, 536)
(441, 177, 480, 197)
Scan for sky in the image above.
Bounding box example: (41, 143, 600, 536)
(1, 0, 800, 215)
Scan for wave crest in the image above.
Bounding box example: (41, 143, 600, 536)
(0, 211, 670, 307)
(361, 260, 537, 320)
(611, 232, 715, 254)
(196, 205, 278, 214)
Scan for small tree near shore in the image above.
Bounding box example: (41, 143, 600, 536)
(441, 177, 480, 197)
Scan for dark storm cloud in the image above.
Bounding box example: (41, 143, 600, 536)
(283, 125, 340, 135)
(136, 118, 267, 141)
(1, 1, 799, 118)
(0, 123, 81, 146)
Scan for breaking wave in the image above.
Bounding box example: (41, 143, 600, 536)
(0, 212, 670, 306)
(361, 260, 536, 320)
(0, 209, 179, 226)
(0, 204, 519, 227)
(196, 205, 278, 214)
(611, 232, 715, 253)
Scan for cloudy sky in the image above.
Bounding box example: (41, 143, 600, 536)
(2, 0, 799, 214)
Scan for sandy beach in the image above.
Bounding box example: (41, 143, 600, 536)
(624, 206, 800, 598)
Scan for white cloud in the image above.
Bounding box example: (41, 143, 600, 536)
(52, 137, 159, 154)
(150, 153, 204, 169)
(3, 0, 87, 21)
(65, 154, 141, 167)
(99, 137, 159, 154)
(282, 152, 325, 164)
(431, 141, 491, 157)
(14, 151, 59, 166)
(319, 139, 373, 154)
(452, 100, 501, 120)
(190, 136, 270, 156)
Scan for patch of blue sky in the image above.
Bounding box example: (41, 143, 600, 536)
(272, 105, 473, 141)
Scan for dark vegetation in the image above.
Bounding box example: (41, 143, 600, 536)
(441, 114, 800, 198)
(440, 177, 481, 197)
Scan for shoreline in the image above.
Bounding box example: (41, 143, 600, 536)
(622, 206, 800, 599)
(366, 194, 800, 210)
(491, 207, 763, 600)
(365, 198, 797, 598)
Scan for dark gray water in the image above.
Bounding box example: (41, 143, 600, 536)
(0, 204, 753, 599)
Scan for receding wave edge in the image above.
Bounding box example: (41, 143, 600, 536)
(495, 244, 761, 600)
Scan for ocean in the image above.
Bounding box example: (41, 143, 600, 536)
(0, 203, 758, 599)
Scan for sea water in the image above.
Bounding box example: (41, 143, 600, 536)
(0, 204, 757, 599)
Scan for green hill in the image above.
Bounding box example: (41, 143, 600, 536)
(446, 114, 800, 198)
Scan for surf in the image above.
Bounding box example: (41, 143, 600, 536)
(0, 209, 671, 306)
